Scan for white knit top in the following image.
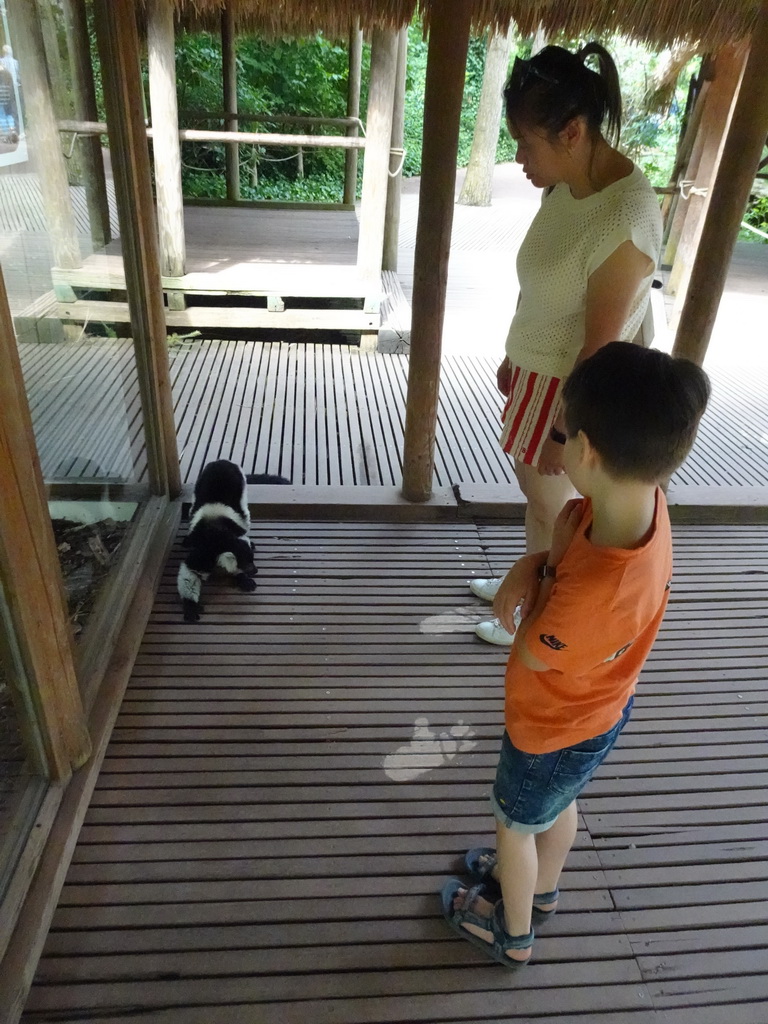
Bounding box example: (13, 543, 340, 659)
(505, 165, 662, 379)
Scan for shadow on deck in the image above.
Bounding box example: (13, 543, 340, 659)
(20, 518, 768, 1022)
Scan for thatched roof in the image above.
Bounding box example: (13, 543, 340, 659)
(169, 0, 763, 49)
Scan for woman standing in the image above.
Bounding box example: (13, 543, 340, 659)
(473, 42, 662, 644)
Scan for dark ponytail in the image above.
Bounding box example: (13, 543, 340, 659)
(504, 42, 623, 145)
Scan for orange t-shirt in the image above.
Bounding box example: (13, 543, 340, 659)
(505, 488, 672, 754)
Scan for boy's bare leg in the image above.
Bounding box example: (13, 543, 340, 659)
(479, 800, 578, 907)
(454, 822, 536, 963)
(534, 800, 578, 906)
(496, 822, 537, 941)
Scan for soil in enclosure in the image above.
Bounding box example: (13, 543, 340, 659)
(53, 518, 132, 638)
(0, 660, 29, 867)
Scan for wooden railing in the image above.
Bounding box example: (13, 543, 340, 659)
(58, 115, 365, 207)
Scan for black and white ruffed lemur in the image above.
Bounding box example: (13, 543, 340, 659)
(177, 460, 288, 622)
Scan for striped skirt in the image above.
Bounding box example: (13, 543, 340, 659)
(499, 364, 565, 467)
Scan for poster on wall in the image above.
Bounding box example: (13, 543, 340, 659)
(0, 1, 27, 167)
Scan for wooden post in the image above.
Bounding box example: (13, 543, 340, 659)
(356, 28, 398, 280)
(344, 22, 363, 205)
(673, 3, 768, 365)
(0, 268, 90, 781)
(62, 0, 112, 249)
(661, 67, 710, 240)
(147, 0, 186, 282)
(221, 4, 240, 201)
(94, 0, 181, 498)
(8, 0, 81, 274)
(401, 4, 472, 503)
(383, 27, 408, 272)
(666, 44, 746, 312)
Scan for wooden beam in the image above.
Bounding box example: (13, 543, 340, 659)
(94, 0, 181, 498)
(666, 44, 746, 310)
(57, 299, 379, 332)
(58, 119, 367, 149)
(177, 128, 366, 148)
(221, 4, 240, 201)
(673, 3, 768, 364)
(0, 267, 90, 782)
(383, 27, 408, 272)
(343, 22, 363, 205)
(179, 111, 362, 128)
(356, 28, 399, 280)
(8, 0, 81, 271)
(147, 0, 186, 279)
(62, 0, 112, 249)
(401, 4, 472, 502)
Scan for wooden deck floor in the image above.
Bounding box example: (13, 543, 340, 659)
(20, 519, 768, 1022)
(18, 338, 768, 491)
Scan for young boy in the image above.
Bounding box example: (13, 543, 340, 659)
(442, 341, 710, 968)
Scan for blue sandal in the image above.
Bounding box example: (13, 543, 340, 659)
(440, 878, 534, 969)
(464, 847, 560, 922)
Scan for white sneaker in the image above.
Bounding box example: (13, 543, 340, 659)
(475, 617, 516, 646)
(469, 577, 503, 602)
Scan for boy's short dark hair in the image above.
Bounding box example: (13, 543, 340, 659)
(562, 342, 711, 482)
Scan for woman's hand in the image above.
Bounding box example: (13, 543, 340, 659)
(497, 358, 512, 396)
(492, 553, 546, 633)
(537, 436, 567, 476)
(549, 498, 584, 566)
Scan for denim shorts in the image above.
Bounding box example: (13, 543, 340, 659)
(491, 698, 633, 834)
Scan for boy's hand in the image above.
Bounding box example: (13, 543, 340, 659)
(493, 552, 545, 634)
(549, 498, 584, 566)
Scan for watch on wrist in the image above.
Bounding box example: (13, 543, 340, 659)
(549, 426, 567, 445)
(537, 563, 556, 582)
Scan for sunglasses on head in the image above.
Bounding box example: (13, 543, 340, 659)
(511, 56, 560, 88)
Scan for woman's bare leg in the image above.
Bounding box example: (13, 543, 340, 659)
(514, 460, 576, 553)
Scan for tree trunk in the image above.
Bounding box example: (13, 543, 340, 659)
(62, 0, 112, 248)
(9, 0, 81, 272)
(457, 26, 514, 207)
(343, 22, 363, 205)
(382, 26, 408, 271)
(356, 28, 398, 280)
(147, 0, 185, 279)
(221, 4, 239, 201)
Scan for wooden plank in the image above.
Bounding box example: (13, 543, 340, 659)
(19, 985, 655, 1024)
(57, 299, 380, 332)
(51, 262, 374, 297)
(21, 521, 768, 1023)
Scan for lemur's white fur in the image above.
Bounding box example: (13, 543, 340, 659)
(178, 561, 207, 603)
(189, 500, 249, 534)
(216, 552, 239, 575)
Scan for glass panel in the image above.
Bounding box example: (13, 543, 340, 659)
(0, 577, 46, 903)
(2, 0, 149, 639)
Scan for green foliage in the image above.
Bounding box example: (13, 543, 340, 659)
(174, 31, 352, 201)
(610, 38, 700, 189)
(119, 15, 764, 239)
(741, 192, 768, 244)
(401, 21, 428, 176)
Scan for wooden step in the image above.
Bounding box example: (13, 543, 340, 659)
(56, 299, 379, 333)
